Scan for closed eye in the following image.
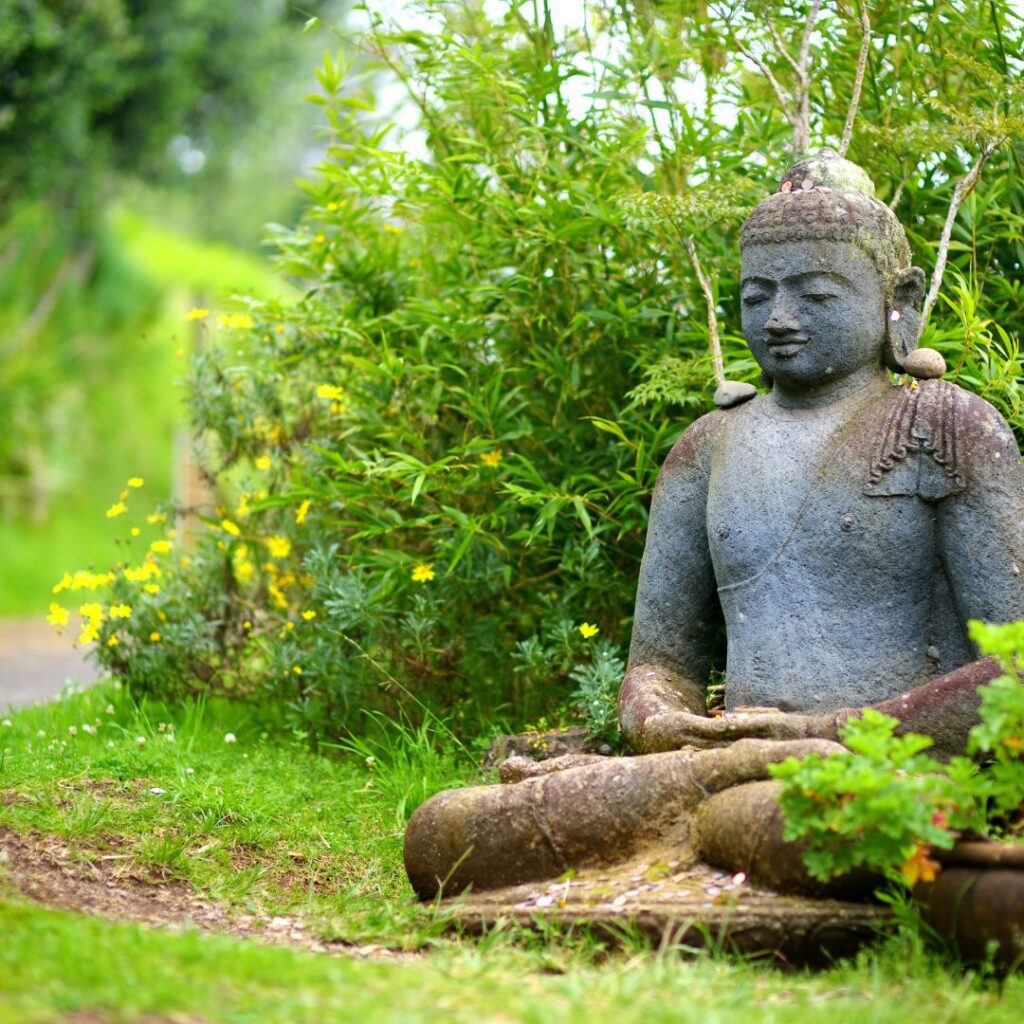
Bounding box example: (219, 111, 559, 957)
(802, 292, 838, 303)
(742, 294, 768, 306)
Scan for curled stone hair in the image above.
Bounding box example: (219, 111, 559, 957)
(740, 149, 912, 294)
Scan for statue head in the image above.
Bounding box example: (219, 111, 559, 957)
(739, 150, 926, 389)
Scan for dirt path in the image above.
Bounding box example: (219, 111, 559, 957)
(0, 826, 415, 960)
(0, 618, 98, 711)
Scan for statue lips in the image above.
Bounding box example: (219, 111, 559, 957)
(765, 335, 809, 358)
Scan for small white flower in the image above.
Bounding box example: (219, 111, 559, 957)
(185, 767, 195, 775)
(135, 736, 146, 746)
(112, 679, 123, 689)
(149, 787, 166, 795)
(365, 755, 376, 769)
(1, 719, 12, 728)
(164, 733, 175, 742)
(158, 723, 166, 733)
(107, 741, 115, 748)
(105, 705, 115, 715)
(223, 733, 237, 744)
(36, 730, 46, 738)
(68, 726, 78, 736)
(81, 724, 95, 735)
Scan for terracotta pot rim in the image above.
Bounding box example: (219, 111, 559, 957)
(935, 838, 1024, 870)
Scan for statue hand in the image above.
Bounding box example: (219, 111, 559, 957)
(641, 709, 847, 752)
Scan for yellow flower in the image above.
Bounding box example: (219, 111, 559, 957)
(124, 561, 160, 583)
(149, 631, 161, 643)
(316, 384, 344, 401)
(149, 540, 172, 555)
(265, 535, 292, 559)
(314, 234, 326, 245)
(143, 583, 161, 595)
(274, 324, 285, 334)
(255, 454, 272, 471)
(185, 307, 209, 321)
(147, 512, 168, 525)
(78, 625, 99, 646)
(383, 223, 404, 234)
(127, 477, 144, 488)
(302, 610, 317, 621)
(295, 499, 311, 525)
(46, 603, 70, 628)
(52, 572, 72, 594)
(109, 604, 132, 620)
(107, 635, 119, 647)
(79, 602, 104, 625)
(292, 665, 303, 675)
(578, 622, 600, 639)
(235, 495, 251, 518)
(411, 563, 436, 583)
(480, 449, 502, 468)
(106, 502, 127, 518)
(220, 520, 241, 537)
(131, 527, 141, 537)
(217, 312, 255, 330)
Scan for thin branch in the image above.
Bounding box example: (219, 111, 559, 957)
(918, 143, 1000, 339)
(685, 237, 724, 387)
(794, 0, 822, 157)
(767, 23, 802, 78)
(887, 169, 914, 210)
(733, 36, 798, 129)
(838, 1, 871, 157)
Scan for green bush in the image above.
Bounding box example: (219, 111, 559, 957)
(61, 1, 1024, 740)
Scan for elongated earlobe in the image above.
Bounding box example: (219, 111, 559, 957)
(883, 266, 926, 371)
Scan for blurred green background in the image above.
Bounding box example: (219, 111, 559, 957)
(0, 0, 344, 613)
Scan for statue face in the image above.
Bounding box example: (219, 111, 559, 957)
(740, 240, 887, 388)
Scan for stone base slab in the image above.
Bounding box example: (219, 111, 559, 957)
(437, 858, 890, 965)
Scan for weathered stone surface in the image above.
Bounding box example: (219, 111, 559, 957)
(439, 858, 890, 966)
(498, 753, 610, 783)
(404, 739, 846, 901)
(713, 380, 757, 408)
(482, 727, 612, 768)
(902, 346, 947, 379)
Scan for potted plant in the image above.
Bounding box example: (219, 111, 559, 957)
(770, 620, 1024, 969)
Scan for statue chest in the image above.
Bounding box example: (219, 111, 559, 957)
(705, 402, 936, 596)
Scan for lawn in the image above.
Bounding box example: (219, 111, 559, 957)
(2, 683, 1023, 1023)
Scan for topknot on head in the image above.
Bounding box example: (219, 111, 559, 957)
(741, 149, 911, 290)
(777, 148, 876, 197)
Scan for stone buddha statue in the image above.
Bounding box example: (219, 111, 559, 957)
(404, 151, 1024, 902)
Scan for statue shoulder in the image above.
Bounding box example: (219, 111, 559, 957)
(661, 410, 729, 476)
(865, 379, 1020, 499)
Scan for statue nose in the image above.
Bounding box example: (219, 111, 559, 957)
(764, 305, 801, 335)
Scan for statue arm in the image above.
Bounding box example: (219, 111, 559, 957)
(935, 396, 1024, 629)
(618, 414, 723, 750)
(901, 395, 1024, 757)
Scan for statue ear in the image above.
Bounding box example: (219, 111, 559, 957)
(883, 266, 926, 371)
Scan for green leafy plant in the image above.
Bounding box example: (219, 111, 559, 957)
(770, 619, 1024, 887)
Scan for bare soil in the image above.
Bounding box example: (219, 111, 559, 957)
(0, 826, 414, 961)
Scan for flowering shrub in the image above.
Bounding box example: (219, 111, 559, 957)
(50, 3, 1024, 740)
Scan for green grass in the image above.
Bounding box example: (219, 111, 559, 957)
(4, 898, 1024, 1024)
(2, 686, 1024, 1022)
